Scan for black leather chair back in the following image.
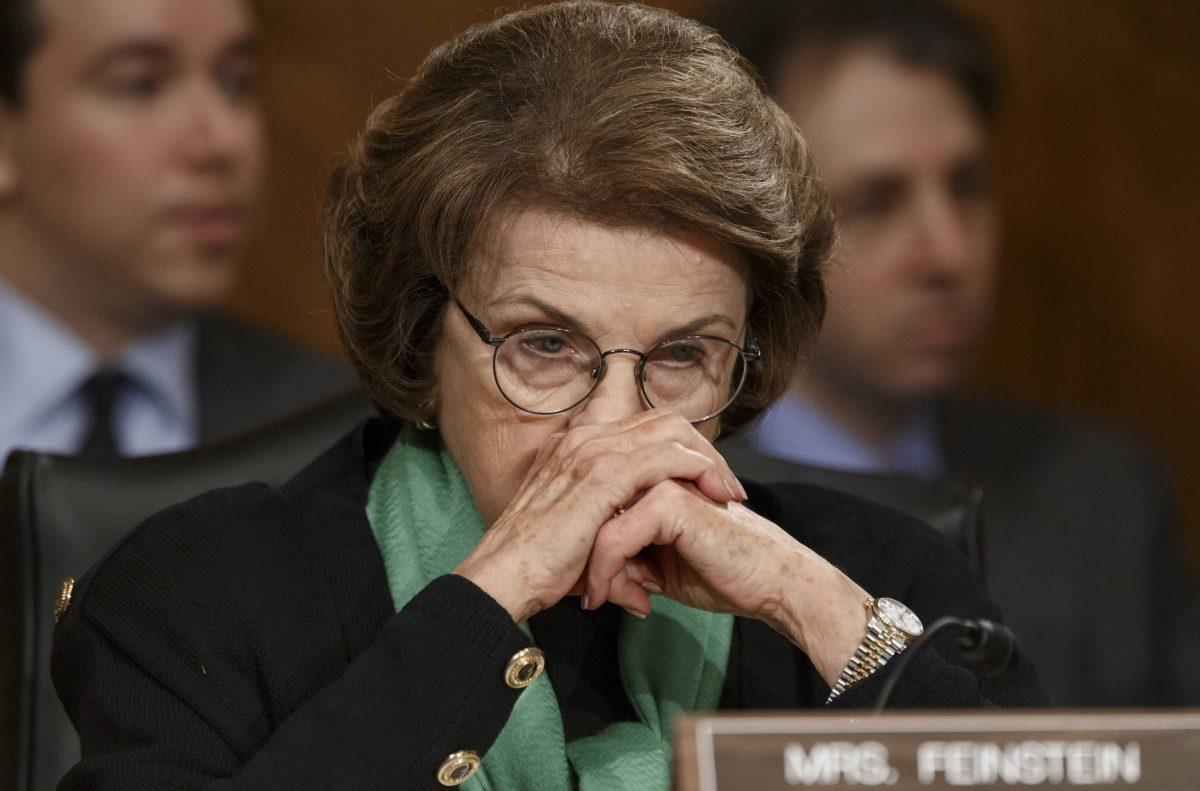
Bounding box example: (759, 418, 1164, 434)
(718, 438, 986, 576)
(0, 391, 373, 791)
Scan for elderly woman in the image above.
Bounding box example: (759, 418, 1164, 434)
(52, 2, 1043, 789)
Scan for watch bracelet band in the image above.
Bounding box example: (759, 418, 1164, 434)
(825, 611, 909, 704)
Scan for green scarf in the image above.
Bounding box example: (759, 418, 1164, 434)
(366, 424, 732, 790)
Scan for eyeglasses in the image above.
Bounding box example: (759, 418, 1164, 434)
(456, 300, 761, 424)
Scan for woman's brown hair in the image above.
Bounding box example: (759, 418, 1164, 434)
(322, 0, 834, 433)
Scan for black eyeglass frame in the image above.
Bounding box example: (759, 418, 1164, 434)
(455, 300, 762, 424)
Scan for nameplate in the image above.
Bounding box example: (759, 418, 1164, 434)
(673, 710, 1200, 790)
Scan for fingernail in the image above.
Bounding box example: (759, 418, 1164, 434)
(723, 477, 738, 501)
(581, 595, 590, 611)
(622, 606, 648, 620)
(642, 582, 663, 595)
(734, 477, 749, 501)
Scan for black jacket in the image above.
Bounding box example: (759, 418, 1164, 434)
(51, 420, 1044, 790)
(938, 400, 1186, 706)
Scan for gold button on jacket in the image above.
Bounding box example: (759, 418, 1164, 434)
(55, 577, 75, 624)
(437, 750, 480, 786)
(504, 646, 545, 689)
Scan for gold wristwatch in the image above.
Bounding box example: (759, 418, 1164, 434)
(825, 596, 924, 704)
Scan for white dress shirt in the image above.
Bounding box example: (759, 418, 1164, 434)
(746, 390, 946, 479)
(0, 276, 198, 465)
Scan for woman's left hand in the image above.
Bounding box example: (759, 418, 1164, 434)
(585, 480, 870, 685)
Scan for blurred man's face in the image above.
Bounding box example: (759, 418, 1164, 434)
(0, 0, 263, 322)
(778, 48, 998, 407)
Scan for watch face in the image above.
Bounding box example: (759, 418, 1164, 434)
(876, 597, 924, 637)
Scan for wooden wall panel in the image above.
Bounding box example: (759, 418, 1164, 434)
(234, 1, 1200, 565)
(950, 0, 1200, 565)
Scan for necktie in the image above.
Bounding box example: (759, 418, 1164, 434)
(78, 369, 131, 455)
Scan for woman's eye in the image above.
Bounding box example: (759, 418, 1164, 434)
(667, 344, 703, 364)
(537, 336, 565, 353)
(521, 333, 570, 355)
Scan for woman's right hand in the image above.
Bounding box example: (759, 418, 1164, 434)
(454, 410, 746, 623)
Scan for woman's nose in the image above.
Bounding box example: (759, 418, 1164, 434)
(566, 353, 647, 428)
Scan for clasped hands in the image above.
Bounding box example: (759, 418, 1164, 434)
(455, 410, 869, 684)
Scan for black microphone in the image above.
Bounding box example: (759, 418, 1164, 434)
(873, 616, 1020, 712)
(957, 618, 1018, 677)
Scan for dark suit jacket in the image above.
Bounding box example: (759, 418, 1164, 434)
(51, 420, 1043, 790)
(721, 398, 1185, 707)
(194, 313, 360, 443)
(940, 401, 1186, 707)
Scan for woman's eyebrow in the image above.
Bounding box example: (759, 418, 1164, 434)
(491, 296, 736, 342)
(656, 313, 737, 344)
(490, 296, 582, 331)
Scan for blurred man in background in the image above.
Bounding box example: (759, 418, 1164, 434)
(710, 0, 1189, 706)
(0, 0, 355, 465)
